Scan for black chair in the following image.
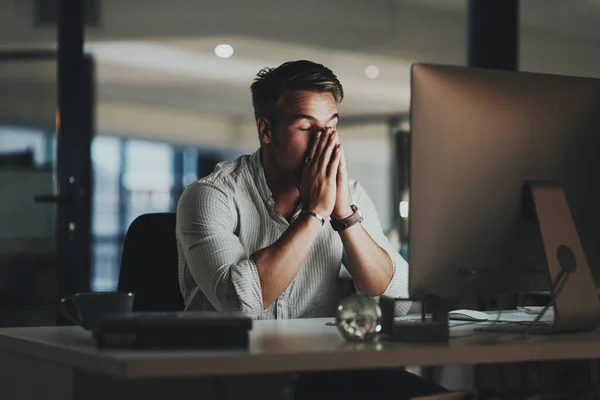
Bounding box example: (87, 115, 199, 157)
(117, 213, 184, 311)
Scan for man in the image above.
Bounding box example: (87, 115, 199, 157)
(177, 60, 409, 318)
(176, 60, 445, 398)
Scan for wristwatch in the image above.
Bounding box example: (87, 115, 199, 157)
(330, 204, 363, 231)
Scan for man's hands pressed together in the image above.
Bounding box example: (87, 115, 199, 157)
(298, 127, 352, 221)
(329, 131, 353, 221)
(299, 129, 342, 220)
(300, 128, 394, 296)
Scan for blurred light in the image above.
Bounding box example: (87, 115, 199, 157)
(400, 120, 410, 132)
(399, 201, 409, 218)
(56, 109, 60, 129)
(214, 44, 234, 58)
(365, 65, 380, 79)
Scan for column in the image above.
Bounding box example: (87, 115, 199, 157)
(467, 0, 519, 70)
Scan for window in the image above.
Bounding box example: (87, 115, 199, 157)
(0, 125, 51, 167)
(123, 140, 175, 229)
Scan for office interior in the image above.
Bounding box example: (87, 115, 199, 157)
(2, 0, 600, 398)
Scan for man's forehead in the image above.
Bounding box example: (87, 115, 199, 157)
(281, 90, 337, 118)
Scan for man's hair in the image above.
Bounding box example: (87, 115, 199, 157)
(250, 60, 344, 127)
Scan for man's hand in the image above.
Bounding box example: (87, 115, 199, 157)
(299, 130, 342, 218)
(331, 129, 353, 220)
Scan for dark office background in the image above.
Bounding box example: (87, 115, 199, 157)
(2, 0, 600, 328)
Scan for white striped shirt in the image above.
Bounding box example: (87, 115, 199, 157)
(176, 149, 410, 319)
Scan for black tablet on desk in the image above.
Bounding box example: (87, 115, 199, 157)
(92, 311, 252, 349)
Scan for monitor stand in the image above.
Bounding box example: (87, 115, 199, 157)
(485, 181, 600, 334)
(380, 295, 450, 342)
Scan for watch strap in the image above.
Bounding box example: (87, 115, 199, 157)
(330, 205, 363, 231)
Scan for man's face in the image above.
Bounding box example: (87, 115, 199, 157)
(262, 90, 339, 181)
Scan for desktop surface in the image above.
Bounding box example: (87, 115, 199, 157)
(1, 317, 600, 378)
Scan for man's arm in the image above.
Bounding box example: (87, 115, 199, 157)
(177, 182, 265, 316)
(179, 132, 341, 314)
(338, 216, 393, 296)
(330, 140, 393, 295)
(177, 182, 326, 316)
(339, 181, 411, 315)
(250, 213, 322, 308)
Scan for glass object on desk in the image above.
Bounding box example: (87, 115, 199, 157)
(335, 294, 382, 341)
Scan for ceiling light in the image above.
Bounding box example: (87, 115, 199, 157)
(214, 44, 234, 59)
(365, 65, 380, 79)
(400, 120, 411, 132)
(84, 42, 265, 84)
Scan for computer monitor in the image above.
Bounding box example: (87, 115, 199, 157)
(408, 64, 600, 332)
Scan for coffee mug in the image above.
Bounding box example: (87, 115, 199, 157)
(60, 292, 135, 331)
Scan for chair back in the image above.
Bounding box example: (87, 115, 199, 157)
(118, 213, 184, 311)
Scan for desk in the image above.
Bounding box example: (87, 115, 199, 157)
(1, 318, 600, 399)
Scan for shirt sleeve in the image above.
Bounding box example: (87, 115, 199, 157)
(176, 181, 264, 317)
(342, 180, 412, 316)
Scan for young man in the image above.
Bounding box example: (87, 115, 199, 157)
(176, 60, 446, 399)
(177, 60, 410, 318)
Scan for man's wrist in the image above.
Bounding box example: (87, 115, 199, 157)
(330, 204, 363, 231)
(300, 209, 326, 225)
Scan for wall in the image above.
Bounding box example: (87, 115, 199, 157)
(97, 100, 240, 147)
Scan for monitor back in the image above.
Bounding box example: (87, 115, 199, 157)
(409, 64, 600, 299)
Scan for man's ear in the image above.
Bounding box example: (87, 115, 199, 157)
(257, 117, 273, 145)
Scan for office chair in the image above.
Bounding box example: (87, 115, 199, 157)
(117, 212, 184, 311)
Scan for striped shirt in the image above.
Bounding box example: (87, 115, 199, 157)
(176, 149, 410, 319)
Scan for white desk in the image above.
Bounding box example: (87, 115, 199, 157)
(1, 318, 600, 399)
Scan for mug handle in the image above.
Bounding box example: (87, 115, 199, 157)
(60, 297, 82, 325)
